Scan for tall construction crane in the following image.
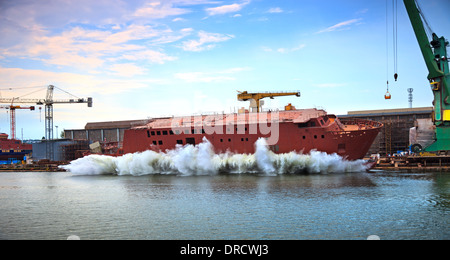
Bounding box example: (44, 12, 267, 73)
(0, 105, 35, 140)
(0, 85, 93, 160)
(403, 0, 450, 152)
(237, 91, 301, 112)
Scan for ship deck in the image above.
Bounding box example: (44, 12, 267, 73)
(135, 109, 329, 130)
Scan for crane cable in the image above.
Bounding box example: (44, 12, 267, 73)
(415, 0, 434, 39)
(385, 0, 391, 99)
(385, 0, 400, 99)
(393, 0, 398, 82)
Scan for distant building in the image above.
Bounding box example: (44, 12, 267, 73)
(340, 107, 433, 156)
(64, 119, 148, 145)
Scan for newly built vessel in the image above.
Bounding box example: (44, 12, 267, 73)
(120, 107, 383, 161)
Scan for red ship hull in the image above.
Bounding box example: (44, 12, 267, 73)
(121, 109, 382, 161)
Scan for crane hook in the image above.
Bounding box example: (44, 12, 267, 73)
(385, 80, 392, 100)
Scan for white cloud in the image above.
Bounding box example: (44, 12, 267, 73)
(0, 1, 204, 72)
(181, 31, 234, 52)
(173, 17, 187, 22)
(0, 66, 154, 96)
(316, 18, 363, 34)
(267, 7, 283, 14)
(205, 1, 250, 16)
(1, 24, 181, 70)
(262, 44, 306, 54)
(117, 50, 177, 64)
(132, 2, 190, 19)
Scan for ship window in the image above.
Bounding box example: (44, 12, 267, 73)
(184, 130, 189, 134)
(228, 138, 231, 142)
(271, 145, 279, 152)
(186, 138, 195, 145)
(158, 140, 163, 145)
(152, 141, 157, 145)
(220, 139, 223, 142)
(192, 129, 195, 134)
(175, 130, 180, 135)
(303, 136, 306, 139)
(157, 131, 161, 136)
(151, 131, 156, 136)
(147, 130, 151, 138)
(177, 140, 183, 145)
(310, 121, 316, 127)
(163, 131, 168, 135)
(322, 135, 325, 139)
(241, 138, 244, 142)
(314, 135, 317, 139)
(246, 138, 249, 141)
(170, 130, 174, 135)
(298, 123, 308, 128)
(338, 144, 346, 153)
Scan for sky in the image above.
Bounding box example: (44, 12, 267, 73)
(0, 0, 449, 139)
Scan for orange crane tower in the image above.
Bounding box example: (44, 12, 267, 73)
(0, 105, 35, 140)
(237, 91, 301, 112)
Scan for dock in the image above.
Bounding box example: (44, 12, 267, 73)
(0, 161, 67, 172)
(373, 155, 450, 172)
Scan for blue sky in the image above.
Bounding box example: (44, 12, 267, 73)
(0, 0, 449, 139)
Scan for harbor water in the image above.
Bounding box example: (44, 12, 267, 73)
(0, 170, 448, 240)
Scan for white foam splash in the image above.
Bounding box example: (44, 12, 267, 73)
(61, 137, 369, 176)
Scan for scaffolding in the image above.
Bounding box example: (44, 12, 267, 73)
(385, 122, 393, 156)
(61, 140, 90, 162)
(340, 107, 433, 156)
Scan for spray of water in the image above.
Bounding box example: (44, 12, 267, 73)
(61, 137, 369, 176)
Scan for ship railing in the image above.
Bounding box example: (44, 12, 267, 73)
(339, 118, 384, 129)
(328, 118, 383, 136)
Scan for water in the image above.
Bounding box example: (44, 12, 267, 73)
(61, 138, 369, 176)
(0, 171, 448, 240)
(0, 140, 448, 240)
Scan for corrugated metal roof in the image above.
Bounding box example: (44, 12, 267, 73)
(84, 120, 149, 130)
(346, 107, 433, 116)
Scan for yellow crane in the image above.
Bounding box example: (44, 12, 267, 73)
(237, 91, 301, 112)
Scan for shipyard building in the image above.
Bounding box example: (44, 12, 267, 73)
(340, 107, 433, 156)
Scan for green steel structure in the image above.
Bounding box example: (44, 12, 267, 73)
(404, 0, 450, 152)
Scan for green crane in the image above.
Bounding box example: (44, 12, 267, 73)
(404, 0, 450, 153)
